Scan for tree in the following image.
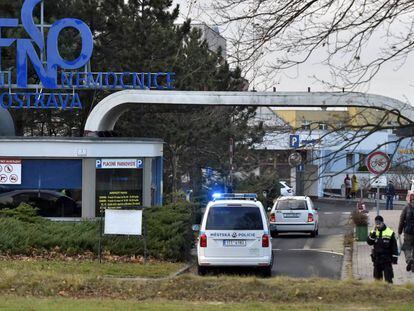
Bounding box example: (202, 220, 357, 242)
(0, 0, 263, 198)
(212, 0, 414, 90)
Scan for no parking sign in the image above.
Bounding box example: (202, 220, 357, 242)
(367, 151, 390, 175)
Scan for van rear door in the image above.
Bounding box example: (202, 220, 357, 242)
(203, 204, 265, 258)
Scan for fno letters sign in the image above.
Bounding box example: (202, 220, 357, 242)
(0, 0, 175, 110)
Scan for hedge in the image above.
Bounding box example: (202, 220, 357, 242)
(0, 202, 195, 262)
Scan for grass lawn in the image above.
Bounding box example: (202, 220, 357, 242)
(1, 259, 414, 306)
(0, 259, 185, 279)
(0, 297, 414, 311)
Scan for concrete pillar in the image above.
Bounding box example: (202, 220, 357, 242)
(143, 158, 152, 207)
(82, 159, 96, 218)
(290, 167, 296, 195)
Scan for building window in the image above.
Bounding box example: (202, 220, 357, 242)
(302, 121, 311, 130)
(0, 159, 82, 218)
(346, 153, 354, 168)
(359, 154, 367, 166)
(318, 123, 327, 130)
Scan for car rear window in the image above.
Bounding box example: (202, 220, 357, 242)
(206, 205, 264, 230)
(275, 200, 307, 210)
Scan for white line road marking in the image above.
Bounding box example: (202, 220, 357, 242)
(323, 212, 351, 215)
(272, 248, 344, 256)
(303, 237, 313, 250)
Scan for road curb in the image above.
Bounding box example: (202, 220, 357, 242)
(169, 262, 194, 278)
(341, 246, 352, 281)
(103, 263, 194, 282)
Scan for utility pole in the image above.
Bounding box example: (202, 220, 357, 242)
(229, 137, 234, 192)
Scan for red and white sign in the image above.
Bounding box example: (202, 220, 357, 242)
(367, 151, 390, 175)
(0, 160, 22, 185)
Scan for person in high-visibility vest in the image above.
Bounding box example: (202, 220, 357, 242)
(367, 215, 399, 283)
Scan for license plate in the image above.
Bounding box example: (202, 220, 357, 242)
(284, 213, 299, 218)
(223, 240, 246, 247)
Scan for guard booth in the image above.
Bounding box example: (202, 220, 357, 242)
(0, 137, 163, 219)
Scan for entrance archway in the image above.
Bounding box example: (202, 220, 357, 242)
(84, 90, 414, 134)
(0, 109, 15, 136)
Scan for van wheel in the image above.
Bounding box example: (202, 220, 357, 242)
(310, 230, 316, 238)
(271, 231, 278, 238)
(197, 265, 208, 276)
(261, 265, 272, 278)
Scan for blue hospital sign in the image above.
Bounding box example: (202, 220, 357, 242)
(0, 0, 93, 89)
(0, 0, 175, 110)
(289, 135, 300, 148)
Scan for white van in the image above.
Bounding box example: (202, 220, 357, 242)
(197, 193, 273, 277)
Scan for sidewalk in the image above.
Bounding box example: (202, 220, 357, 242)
(353, 210, 414, 284)
(318, 197, 406, 208)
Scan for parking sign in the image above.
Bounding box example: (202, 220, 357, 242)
(290, 135, 300, 148)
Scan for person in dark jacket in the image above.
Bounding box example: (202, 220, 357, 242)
(385, 181, 396, 210)
(344, 174, 351, 199)
(367, 215, 399, 283)
(398, 194, 414, 272)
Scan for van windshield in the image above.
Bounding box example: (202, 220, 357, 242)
(275, 200, 307, 210)
(206, 205, 264, 230)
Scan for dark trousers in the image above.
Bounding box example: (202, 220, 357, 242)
(373, 262, 394, 283)
(346, 188, 351, 199)
(403, 234, 414, 264)
(386, 196, 394, 210)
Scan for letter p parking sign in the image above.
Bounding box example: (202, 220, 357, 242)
(289, 135, 300, 148)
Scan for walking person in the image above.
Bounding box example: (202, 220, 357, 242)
(344, 174, 351, 199)
(398, 194, 414, 272)
(367, 215, 399, 283)
(385, 181, 396, 210)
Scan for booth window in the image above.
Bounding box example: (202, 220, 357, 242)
(95, 168, 143, 216)
(0, 160, 82, 218)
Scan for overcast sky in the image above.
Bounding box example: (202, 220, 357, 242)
(173, 0, 414, 106)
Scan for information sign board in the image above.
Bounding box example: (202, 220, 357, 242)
(0, 159, 21, 185)
(104, 209, 142, 236)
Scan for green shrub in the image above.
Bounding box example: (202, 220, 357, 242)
(351, 210, 368, 226)
(0, 202, 194, 262)
(0, 202, 42, 223)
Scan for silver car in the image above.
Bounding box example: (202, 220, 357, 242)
(269, 196, 319, 237)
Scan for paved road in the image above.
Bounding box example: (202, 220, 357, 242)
(271, 200, 352, 279)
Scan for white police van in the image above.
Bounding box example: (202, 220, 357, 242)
(197, 193, 273, 277)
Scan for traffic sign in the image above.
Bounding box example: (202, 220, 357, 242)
(0, 160, 21, 185)
(288, 152, 303, 167)
(289, 135, 300, 148)
(367, 151, 391, 175)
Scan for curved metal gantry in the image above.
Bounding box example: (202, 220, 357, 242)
(0, 109, 15, 136)
(79, 90, 414, 133)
